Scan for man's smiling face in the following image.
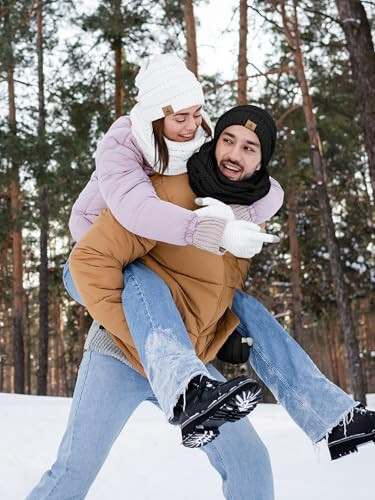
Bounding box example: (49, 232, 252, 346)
(215, 125, 262, 181)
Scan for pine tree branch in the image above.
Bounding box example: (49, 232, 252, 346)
(203, 65, 296, 94)
(276, 104, 302, 127)
(302, 3, 341, 25)
(280, 0, 297, 49)
(248, 5, 284, 33)
(248, 61, 298, 97)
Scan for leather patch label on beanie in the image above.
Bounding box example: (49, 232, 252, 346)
(244, 119, 257, 131)
(162, 105, 174, 116)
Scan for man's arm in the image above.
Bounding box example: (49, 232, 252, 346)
(69, 209, 156, 352)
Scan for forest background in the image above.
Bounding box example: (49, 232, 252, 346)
(0, 0, 374, 404)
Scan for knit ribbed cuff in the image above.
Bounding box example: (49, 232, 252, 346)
(184, 214, 199, 245)
(231, 204, 252, 221)
(192, 217, 227, 255)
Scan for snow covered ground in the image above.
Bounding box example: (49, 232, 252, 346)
(1, 393, 374, 500)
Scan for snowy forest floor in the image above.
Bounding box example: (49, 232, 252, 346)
(1, 393, 374, 499)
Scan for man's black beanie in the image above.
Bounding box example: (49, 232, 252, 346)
(213, 104, 277, 169)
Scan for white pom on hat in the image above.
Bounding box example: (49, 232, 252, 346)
(133, 54, 204, 122)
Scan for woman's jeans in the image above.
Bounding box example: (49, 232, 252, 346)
(63, 260, 356, 443)
(26, 348, 274, 500)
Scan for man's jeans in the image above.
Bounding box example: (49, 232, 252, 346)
(64, 260, 356, 443)
(26, 348, 274, 500)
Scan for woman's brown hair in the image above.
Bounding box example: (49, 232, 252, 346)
(152, 117, 212, 174)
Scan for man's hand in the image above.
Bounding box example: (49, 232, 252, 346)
(194, 197, 235, 222)
(221, 220, 280, 258)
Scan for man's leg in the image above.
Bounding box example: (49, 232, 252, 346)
(145, 362, 274, 500)
(26, 349, 153, 499)
(200, 364, 274, 500)
(232, 289, 356, 442)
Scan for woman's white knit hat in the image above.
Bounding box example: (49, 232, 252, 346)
(133, 54, 204, 121)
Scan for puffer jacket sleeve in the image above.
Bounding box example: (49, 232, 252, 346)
(69, 209, 156, 351)
(231, 176, 284, 224)
(95, 117, 198, 246)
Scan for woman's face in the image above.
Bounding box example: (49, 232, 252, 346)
(163, 105, 203, 142)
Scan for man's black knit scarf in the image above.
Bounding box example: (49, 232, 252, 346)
(187, 139, 271, 205)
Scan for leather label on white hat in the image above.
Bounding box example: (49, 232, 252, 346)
(162, 105, 174, 116)
(245, 119, 257, 131)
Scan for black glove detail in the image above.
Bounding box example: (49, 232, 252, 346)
(216, 329, 252, 364)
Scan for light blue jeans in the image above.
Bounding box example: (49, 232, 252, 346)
(63, 260, 356, 443)
(26, 348, 274, 500)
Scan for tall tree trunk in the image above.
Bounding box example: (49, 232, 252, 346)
(237, 0, 248, 105)
(286, 188, 304, 344)
(5, 11, 25, 394)
(54, 291, 68, 396)
(276, 0, 366, 402)
(0, 239, 13, 393)
(183, 0, 198, 77)
(0, 225, 11, 392)
(114, 41, 123, 118)
(335, 0, 375, 196)
(113, 0, 123, 118)
(36, 0, 49, 395)
(24, 291, 31, 394)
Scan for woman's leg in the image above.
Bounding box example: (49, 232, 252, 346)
(122, 261, 212, 420)
(122, 262, 262, 432)
(63, 260, 83, 304)
(64, 258, 210, 416)
(26, 349, 153, 500)
(232, 289, 357, 442)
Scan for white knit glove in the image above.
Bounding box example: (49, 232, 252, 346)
(194, 197, 235, 222)
(221, 220, 280, 258)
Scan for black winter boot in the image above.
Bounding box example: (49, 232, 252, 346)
(328, 405, 375, 460)
(170, 375, 263, 448)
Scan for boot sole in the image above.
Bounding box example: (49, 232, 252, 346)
(328, 431, 375, 460)
(182, 428, 220, 448)
(182, 380, 262, 448)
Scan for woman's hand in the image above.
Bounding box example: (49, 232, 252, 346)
(220, 220, 280, 258)
(194, 197, 235, 222)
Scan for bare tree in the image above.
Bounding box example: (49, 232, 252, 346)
(286, 177, 304, 344)
(113, 0, 124, 118)
(35, 0, 49, 395)
(237, 0, 248, 104)
(183, 0, 198, 77)
(270, 0, 366, 402)
(335, 0, 375, 197)
(4, 9, 25, 394)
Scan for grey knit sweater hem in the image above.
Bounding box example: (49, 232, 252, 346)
(85, 320, 133, 368)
